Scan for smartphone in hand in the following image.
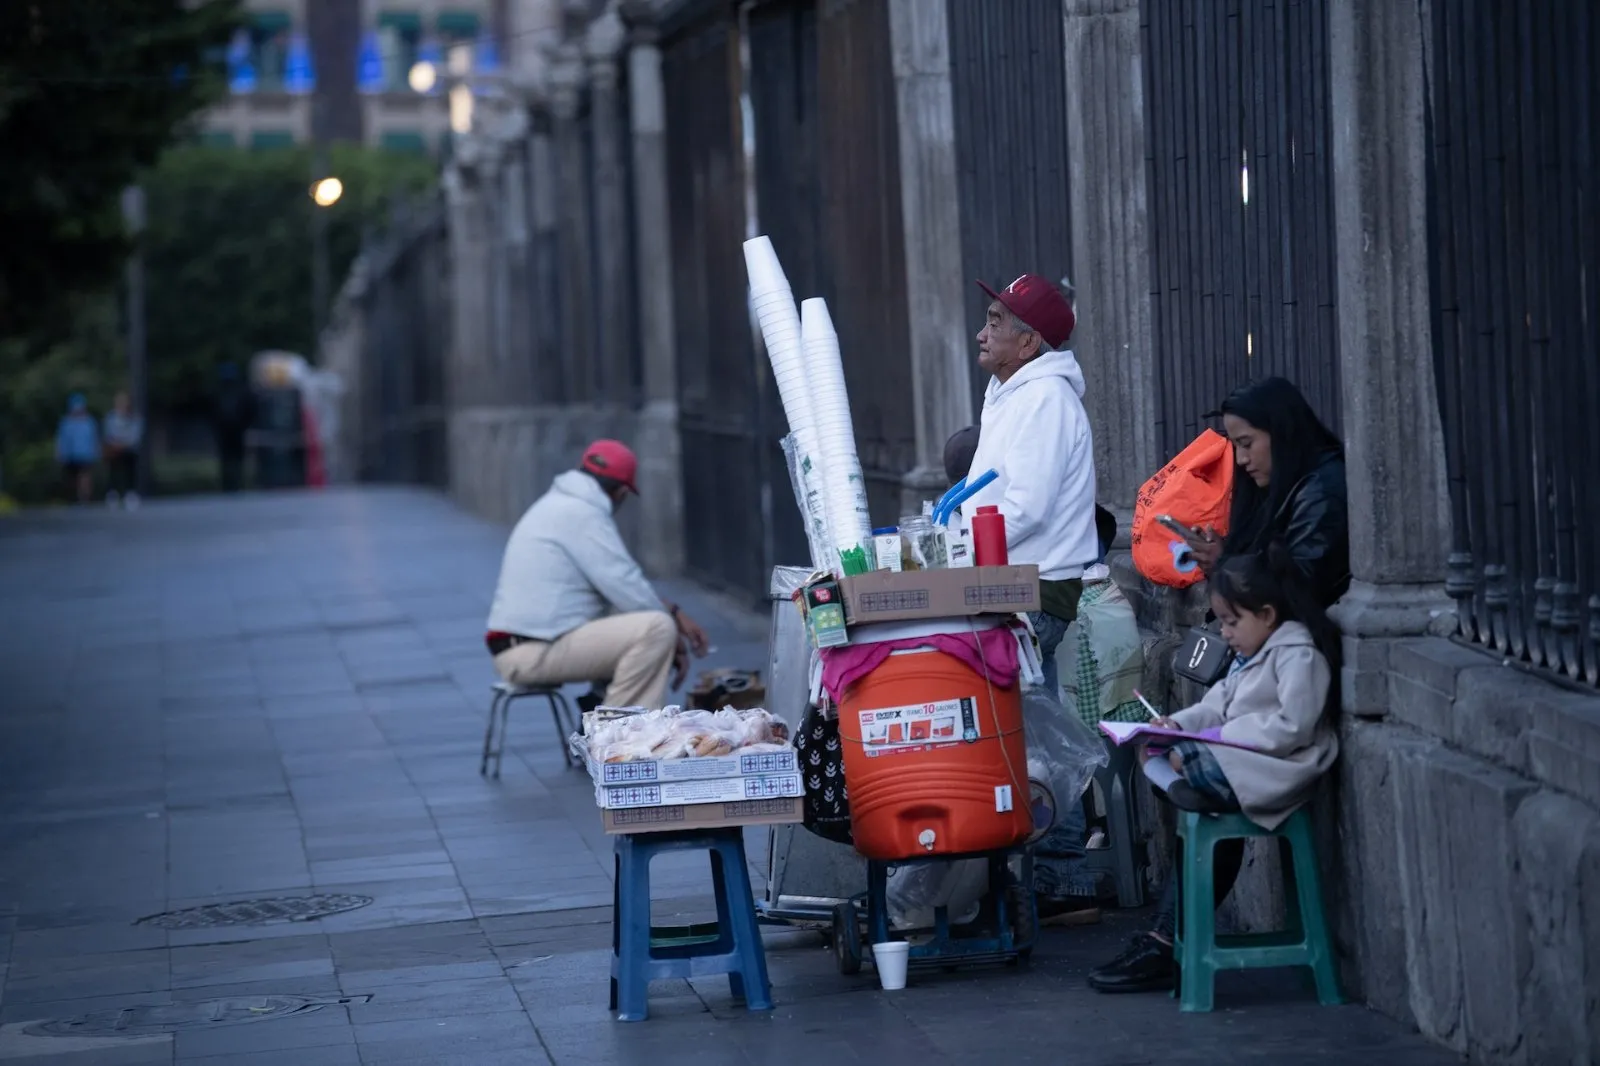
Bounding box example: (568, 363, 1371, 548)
(1156, 513, 1197, 539)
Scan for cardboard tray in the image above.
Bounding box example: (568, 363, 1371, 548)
(595, 772, 805, 810)
(585, 746, 799, 786)
(839, 564, 1041, 624)
(600, 796, 805, 835)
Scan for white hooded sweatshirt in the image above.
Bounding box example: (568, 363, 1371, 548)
(960, 348, 1099, 581)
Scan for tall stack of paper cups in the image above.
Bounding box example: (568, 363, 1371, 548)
(743, 236, 831, 570)
(800, 298, 872, 567)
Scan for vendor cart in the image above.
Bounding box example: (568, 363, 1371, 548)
(830, 846, 1037, 974)
(773, 589, 1047, 976)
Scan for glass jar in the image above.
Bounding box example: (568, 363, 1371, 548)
(898, 514, 946, 571)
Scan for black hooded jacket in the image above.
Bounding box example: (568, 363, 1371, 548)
(1253, 449, 1350, 608)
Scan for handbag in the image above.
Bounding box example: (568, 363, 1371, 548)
(794, 702, 853, 845)
(1173, 619, 1235, 686)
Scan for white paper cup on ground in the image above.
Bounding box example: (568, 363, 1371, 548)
(871, 941, 910, 990)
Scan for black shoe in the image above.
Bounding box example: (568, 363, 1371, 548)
(1087, 933, 1177, 993)
(1163, 780, 1235, 814)
(1037, 894, 1102, 927)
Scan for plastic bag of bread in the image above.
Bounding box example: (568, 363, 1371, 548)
(585, 706, 791, 764)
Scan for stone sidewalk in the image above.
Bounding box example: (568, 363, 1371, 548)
(0, 489, 1461, 1065)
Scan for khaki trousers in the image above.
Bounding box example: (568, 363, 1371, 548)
(493, 611, 678, 709)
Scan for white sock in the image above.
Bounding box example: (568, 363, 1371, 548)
(1141, 756, 1181, 792)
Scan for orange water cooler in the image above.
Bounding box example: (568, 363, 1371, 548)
(837, 646, 1031, 861)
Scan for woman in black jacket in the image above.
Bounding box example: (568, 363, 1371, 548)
(1182, 376, 1350, 608)
(1088, 376, 1349, 996)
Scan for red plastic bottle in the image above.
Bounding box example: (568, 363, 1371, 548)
(972, 505, 1009, 566)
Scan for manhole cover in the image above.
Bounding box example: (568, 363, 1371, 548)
(24, 994, 372, 1037)
(133, 893, 373, 929)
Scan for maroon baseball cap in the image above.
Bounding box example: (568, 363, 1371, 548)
(976, 273, 1076, 350)
(580, 439, 639, 493)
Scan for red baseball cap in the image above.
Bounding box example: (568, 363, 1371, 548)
(976, 273, 1076, 350)
(579, 439, 639, 493)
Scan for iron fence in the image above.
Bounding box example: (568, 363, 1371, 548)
(1142, 0, 1340, 460)
(354, 199, 450, 488)
(664, 4, 776, 595)
(948, 0, 1073, 408)
(1428, 0, 1600, 686)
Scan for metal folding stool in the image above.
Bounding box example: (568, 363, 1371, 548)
(480, 681, 578, 778)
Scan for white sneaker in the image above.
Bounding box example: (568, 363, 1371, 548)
(125, 491, 141, 511)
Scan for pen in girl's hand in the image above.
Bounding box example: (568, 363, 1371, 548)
(1133, 689, 1161, 720)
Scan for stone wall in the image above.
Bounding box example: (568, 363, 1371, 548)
(446, 402, 682, 579)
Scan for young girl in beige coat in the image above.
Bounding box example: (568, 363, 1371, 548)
(1089, 544, 1341, 994)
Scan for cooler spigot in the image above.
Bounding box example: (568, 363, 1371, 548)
(917, 829, 936, 851)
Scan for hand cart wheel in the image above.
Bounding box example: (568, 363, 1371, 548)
(1006, 882, 1036, 966)
(832, 901, 863, 975)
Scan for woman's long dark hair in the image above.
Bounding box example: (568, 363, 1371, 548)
(1210, 543, 1342, 675)
(1217, 377, 1342, 556)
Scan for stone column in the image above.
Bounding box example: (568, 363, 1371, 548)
(443, 141, 494, 412)
(548, 46, 597, 402)
(525, 98, 565, 400)
(492, 105, 536, 404)
(1326, 0, 1457, 714)
(887, 0, 972, 512)
(585, 9, 634, 405)
(1062, 0, 1159, 510)
(620, 0, 683, 576)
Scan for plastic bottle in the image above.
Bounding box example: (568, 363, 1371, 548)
(972, 505, 1008, 566)
(873, 527, 903, 571)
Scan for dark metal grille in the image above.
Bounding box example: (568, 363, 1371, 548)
(133, 894, 373, 929)
(1142, 0, 1341, 461)
(1428, 0, 1600, 686)
(815, 0, 914, 523)
(664, 8, 772, 596)
(748, 0, 824, 573)
(357, 203, 449, 489)
(948, 0, 1073, 408)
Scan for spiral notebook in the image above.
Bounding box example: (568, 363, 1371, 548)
(1098, 720, 1261, 752)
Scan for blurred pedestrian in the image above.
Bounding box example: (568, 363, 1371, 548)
(55, 393, 100, 504)
(213, 362, 254, 492)
(103, 391, 144, 510)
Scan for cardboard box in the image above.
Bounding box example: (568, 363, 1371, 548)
(600, 796, 805, 835)
(587, 746, 799, 786)
(839, 564, 1040, 624)
(596, 772, 805, 810)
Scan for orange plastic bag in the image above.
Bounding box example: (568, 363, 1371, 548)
(1131, 429, 1235, 588)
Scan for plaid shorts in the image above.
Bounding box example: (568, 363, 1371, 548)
(1169, 740, 1239, 809)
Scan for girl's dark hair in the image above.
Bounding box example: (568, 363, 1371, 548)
(1210, 542, 1342, 673)
(1217, 377, 1341, 555)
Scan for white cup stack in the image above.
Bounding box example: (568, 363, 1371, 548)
(744, 236, 831, 569)
(800, 297, 872, 568)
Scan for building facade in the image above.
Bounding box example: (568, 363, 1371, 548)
(203, 0, 499, 152)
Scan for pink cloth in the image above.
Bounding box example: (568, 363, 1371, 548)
(819, 627, 1020, 702)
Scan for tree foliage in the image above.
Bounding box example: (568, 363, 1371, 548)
(142, 144, 438, 411)
(0, 0, 242, 339)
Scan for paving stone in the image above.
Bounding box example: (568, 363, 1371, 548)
(0, 491, 1472, 1066)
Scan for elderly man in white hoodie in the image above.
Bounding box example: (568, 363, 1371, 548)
(962, 274, 1103, 922)
(964, 273, 1098, 676)
(485, 440, 708, 710)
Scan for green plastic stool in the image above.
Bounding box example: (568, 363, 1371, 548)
(1172, 806, 1342, 1012)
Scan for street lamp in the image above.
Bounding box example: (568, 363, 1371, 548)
(311, 176, 344, 207)
(408, 60, 437, 94)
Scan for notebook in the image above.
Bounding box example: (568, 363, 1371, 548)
(1098, 720, 1261, 752)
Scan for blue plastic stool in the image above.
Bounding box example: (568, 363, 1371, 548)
(1173, 807, 1342, 1012)
(610, 827, 773, 1022)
